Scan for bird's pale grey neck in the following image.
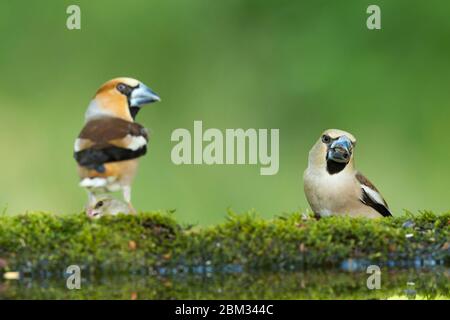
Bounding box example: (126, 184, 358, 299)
(85, 100, 114, 122)
(326, 159, 347, 175)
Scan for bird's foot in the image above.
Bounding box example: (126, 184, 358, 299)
(128, 203, 137, 215)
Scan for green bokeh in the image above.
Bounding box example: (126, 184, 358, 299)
(0, 1, 449, 224)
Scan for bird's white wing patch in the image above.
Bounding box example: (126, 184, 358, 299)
(74, 138, 82, 152)
(80, 177, 108, 188)
(126, 135, 147, 151)
(361, 185, 385, 206)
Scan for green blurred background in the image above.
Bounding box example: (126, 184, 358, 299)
(0, 0, 448, 224)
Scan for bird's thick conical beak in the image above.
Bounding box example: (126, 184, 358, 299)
(327, 136, 353, 163)
(86, 208, 99, 218)
(130, 83, 161, 107)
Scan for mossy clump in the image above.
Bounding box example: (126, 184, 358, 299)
(0, 211, 448, 274)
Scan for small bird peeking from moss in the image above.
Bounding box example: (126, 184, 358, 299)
(86, 197, 131, 218)
(304, 129, 392, 219)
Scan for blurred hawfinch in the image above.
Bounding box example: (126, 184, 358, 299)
(74, 77, 160, 212)
(303, 129, 392, 219)
(86, 197, 131, 219)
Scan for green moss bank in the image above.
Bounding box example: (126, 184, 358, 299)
(0, 211, 449, 274)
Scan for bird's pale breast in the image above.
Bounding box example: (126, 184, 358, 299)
(304, 168, 380, 217)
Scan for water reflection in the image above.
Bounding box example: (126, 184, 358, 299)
(0, 267, 448, 299)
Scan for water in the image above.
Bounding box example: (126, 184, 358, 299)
(1, 267, 448, 299)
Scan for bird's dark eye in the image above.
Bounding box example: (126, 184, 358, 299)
(116, 83, 131, 96)
(95, 201, 104, 209)
(322, 135, 331, 144)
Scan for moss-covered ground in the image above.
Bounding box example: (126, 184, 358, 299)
(0, 211, 448, 274)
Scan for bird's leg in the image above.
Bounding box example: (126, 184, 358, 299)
(84, 191, 98, 217)
(86, 191, 97, 210)
(122, 185, 136, 214)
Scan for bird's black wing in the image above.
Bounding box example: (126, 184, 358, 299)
(356, 172, 392, 217)
(74, 117, 148, 172)
(74, 146, 147, 172)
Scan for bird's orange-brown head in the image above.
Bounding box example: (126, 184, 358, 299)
(85, 77, 160, 122)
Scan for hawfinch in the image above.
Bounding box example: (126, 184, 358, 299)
(74, 77, 160, 212)
(86, 197, 131, 219)
(303, 129, 392, 219)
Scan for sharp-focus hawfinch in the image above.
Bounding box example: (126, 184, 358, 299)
(303, 129, 392, 219)
(74, 77, 160, 212)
